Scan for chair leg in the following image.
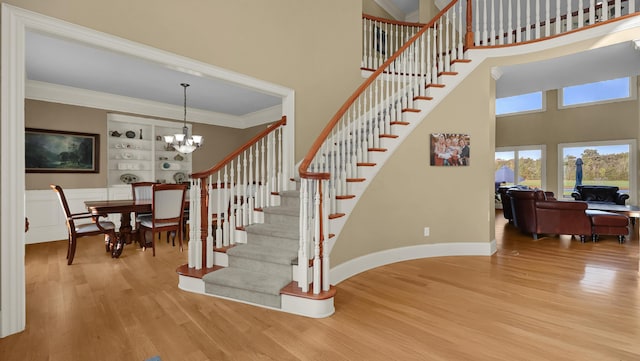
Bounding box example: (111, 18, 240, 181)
(111, 231, 125, 258)
(66, 235, 72, 260)
(152, 232, 156, 257)
(67, 235, 77, 265)
(618, 235, 625, 243)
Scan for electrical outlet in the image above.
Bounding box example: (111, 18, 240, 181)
(423, 227, 430, 237)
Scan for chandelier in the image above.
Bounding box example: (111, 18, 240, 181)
(164, 83, 203, 154)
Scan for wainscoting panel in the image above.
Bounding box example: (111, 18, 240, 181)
(26, 188, 109, 244)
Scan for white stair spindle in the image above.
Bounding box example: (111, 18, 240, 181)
(490, 0, 496, 45)
(299, 179, 309, 292)
(589, 0, 596, 26)
(206, 175, 214, 268)
(498, 0, 504, 45)
(544, 0, 550, 37)
(578, 0, 584, 28)
(215, 174, 223, 249)
(322, 180, 330, 292)
(312, 183, 321, 295)
(566, 0, 572, 30)
(516, 0, 522, 42)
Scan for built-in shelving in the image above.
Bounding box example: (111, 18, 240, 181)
(107, 114, 192, 196)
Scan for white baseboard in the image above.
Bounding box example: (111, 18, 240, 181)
(330, 240, 497, 285)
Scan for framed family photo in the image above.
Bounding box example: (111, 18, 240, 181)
(25, 128, 100, 173)
(430, 133, 470, 166)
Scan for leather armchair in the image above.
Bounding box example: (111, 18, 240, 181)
(571, 185, 629, 205)
(508, 189, 591, 241)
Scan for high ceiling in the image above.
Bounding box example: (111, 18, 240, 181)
(25, 3, 640, 125)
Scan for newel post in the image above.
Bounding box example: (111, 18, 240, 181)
(465, 0, 474, 48)
(199, 178, 208, 268)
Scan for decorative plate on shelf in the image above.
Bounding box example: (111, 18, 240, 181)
(173, 172, 187, 183)
(125, 130, 136, 138)
(120, 173, 139, 184)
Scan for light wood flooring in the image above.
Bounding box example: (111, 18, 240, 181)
(1, 211, 639, 361)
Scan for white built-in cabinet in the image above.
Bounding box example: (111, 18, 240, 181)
(107, 114, 192, 198)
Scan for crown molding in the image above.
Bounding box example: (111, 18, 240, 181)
(25, 80, 279, 129)
(373, 0, 405, 20)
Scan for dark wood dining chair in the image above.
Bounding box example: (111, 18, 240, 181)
(50, 184, 118, 265)
(137, 183, 188, 256)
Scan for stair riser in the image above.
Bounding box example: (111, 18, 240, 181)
(264, 212, 299, 226)
(229, 256, 293, 280)
(246, 234, 299, 250)
(204, 283, 281, 309)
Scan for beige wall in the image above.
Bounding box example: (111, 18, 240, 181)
(24, 100, 258, 190)
(25, 100, 109, 190)
(496, 86, 639, 197)
(333, 62, 496, 265)
(5, 0, 364, 161)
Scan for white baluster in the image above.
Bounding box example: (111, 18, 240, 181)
(277, 127, 284, 192)
(556, 0, 561, 34)
(534, 0, 540, 39)
(260, 138, 266, 210)
(438, 18, 444, 73)
(444, 15, 451, 71)
(215, 174, 223, 249)
(482, 0, 488, 44)
(589, 0, 596, 26)
(601, 0, 609, 21)
(629, 0, 636, 14)
(544, 0, 550, 37)
(498, 0, 504, 45)
(578, 0, 584, 28)
(222, 166, 229, 246)
(431, 27, 438, 85)
(188, 178, 196, 268)
(322, 180, 330, 292)
(206, 175, 214, 268)
(490, 0, 496, 45)
(475, 0, 481, 45)
(516, 0, 522, 42)
(508, 1, 513, 44)
(525, 0, 531, 40)
(312, 183, 321, 295)
(615, 0, 621, 18)
(299, 179, 309, 292)
(566, 0, 573, 30)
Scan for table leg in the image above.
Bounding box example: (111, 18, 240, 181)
(118, 212, 133, 244)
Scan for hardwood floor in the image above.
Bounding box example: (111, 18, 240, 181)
(1, 211, 639, 360)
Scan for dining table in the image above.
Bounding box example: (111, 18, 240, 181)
(84, 199, 153, 258)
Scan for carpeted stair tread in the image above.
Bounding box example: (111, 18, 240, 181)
(227, 244, 297, 265)
(262, 206, 299, 217)
(202, 267, 290, 296)
(245, 223, 299, 239)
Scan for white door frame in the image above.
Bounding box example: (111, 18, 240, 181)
(0, 3, 295, 337)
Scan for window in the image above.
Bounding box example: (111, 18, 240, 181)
(558, 140, 636, 200)
(495, 146, 545, 189)
(496, 91, 544, 116)
(560, 77, 635, 108)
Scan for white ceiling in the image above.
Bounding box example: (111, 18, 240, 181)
(25, 31, 282, 121)
(496, 41, 640, 98)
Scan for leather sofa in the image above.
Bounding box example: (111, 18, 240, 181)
(507, 188, 629, 242)
(571, 185, 629, 205)
(499, 185, 553, 223)
(508, 189, 591, 241)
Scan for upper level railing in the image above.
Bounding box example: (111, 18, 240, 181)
(186, 116, 286, 269)
(362, 0, 636, 67)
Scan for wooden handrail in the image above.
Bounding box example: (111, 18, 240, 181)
(190, 115, 286, 180)
(362, 13, 425, 27)
(299, 1, 462, 180)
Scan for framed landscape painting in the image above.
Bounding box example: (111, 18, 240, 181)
(25, 128, 99, 173)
